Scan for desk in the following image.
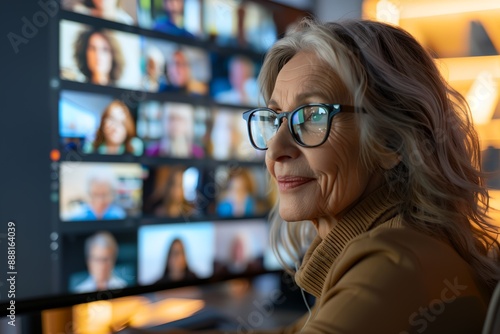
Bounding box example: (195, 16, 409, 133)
(44, 273, 310, 334)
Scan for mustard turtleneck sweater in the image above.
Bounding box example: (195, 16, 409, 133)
(259, 185, 490, 334)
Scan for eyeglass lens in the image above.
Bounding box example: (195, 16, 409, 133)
(249, 105, 330, 149)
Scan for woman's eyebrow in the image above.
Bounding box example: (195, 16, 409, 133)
(267, 91, 329, 110)
(267, 98, 279, 109)
(295, 91, 328, 103)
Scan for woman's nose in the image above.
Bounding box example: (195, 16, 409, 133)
(266, 119, 300, 162)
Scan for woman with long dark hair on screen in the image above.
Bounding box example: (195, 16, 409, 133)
(143, 166, 196, 218)
(155, 238, 198, 285)
(84, 100, 143, 155)
(74, 28, 125, 86)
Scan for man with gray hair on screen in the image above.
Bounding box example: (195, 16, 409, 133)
(74, 231, 127, 293)
(69, 167, 126, 221)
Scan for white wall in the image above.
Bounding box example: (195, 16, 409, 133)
(313, 0, 363, 21)
(272, 0, 315, 10)
(273, 0, 363, 21)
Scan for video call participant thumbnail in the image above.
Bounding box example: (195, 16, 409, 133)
(214, 166, 272, 218)
(211, 54, 261, 107)
(73, 231, 128, 293)
(59, 91, 143, 156)
(60, 20, 142, 90)
(142, 165, 200, 218)
(139, 102, 208, 159)
(152, 0, 195, 38)
(60, 162, 143, 221)
(208, 107, 265, 161)
(83, 100, 143, 156)
(138, 222, 215, 286)
(154, 237, 199, 284)
(212, 220, 267, 277)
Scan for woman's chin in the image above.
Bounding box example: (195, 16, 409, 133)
(279, 206, 309, 223)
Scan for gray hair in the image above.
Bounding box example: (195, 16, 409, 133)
(84, 231, 119, 261)
(261, 18, 500, 290)
(86, 167, 119, 195)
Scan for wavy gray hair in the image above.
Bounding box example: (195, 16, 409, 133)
(261, 18, 500, 291)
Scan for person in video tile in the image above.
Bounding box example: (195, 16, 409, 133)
(153, 0, 194, 37)
(216, 169, 256, 217)
(68, 168, 126, 220)
(74, 231, 127, 293)
(162, 48, 208, 95)
(145, 103, 204, 158)
(213, 233, 263, 277)
(83, 100, 143, 155)
(145, 167, 196, 218)
(72, 0, 135, 25)
(141, 45, 167, 92)
(155, 238, 198, 284)
(214, 55, 259, 106)
(73, 28, 124, 86)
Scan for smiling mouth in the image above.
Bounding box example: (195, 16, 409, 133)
(276, 176, 314, 191)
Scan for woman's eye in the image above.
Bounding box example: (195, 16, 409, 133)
(307, 108, 327, 123)
(311, 113, 324, 122)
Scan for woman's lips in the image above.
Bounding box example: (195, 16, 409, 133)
(276, 176, 314, 191)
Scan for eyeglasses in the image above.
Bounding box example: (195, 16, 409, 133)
(242, 103, 356, 150)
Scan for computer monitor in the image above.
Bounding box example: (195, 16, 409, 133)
(0, 0, 311, 316)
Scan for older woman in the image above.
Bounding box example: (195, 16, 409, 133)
(240, 18, 500, 333)
(120, 18, 500, 334)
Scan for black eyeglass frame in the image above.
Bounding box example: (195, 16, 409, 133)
(242, 103, 357, 150)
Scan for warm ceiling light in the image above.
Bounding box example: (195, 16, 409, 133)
(398, 0, 500, 19)
(466, 71, 499, 125)
(376, 0, 400, 25)
(435, 56, 500, 82)
(365, 0, 500, 20)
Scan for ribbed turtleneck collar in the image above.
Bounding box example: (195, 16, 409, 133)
(294, 185, 402, 298)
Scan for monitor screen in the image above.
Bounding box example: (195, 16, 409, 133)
(0, 0, 311, 314)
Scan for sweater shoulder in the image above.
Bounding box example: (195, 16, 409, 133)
(334, 216, 482, 291)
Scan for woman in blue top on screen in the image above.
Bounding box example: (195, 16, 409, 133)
(73, 28, 124, 86)
(216, 169, 256, 217)
(214, 55, 260, 106)
(74, 231, 127, 293)
(83, 100, 143, 156)
(153, 0, 195, 38)
(68, 169, 126, 221)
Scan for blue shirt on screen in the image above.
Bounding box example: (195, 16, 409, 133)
(216, 197, 255, 217)
(69, 203, 126, 221)
(153, 17, 195, 38)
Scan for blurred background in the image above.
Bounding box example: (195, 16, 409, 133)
(0, 0, 498, 333)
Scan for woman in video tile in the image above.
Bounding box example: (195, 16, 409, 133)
(83, 100, 143, 156)
(155, 237, 198, 284)
(73, 28, 124, 86)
